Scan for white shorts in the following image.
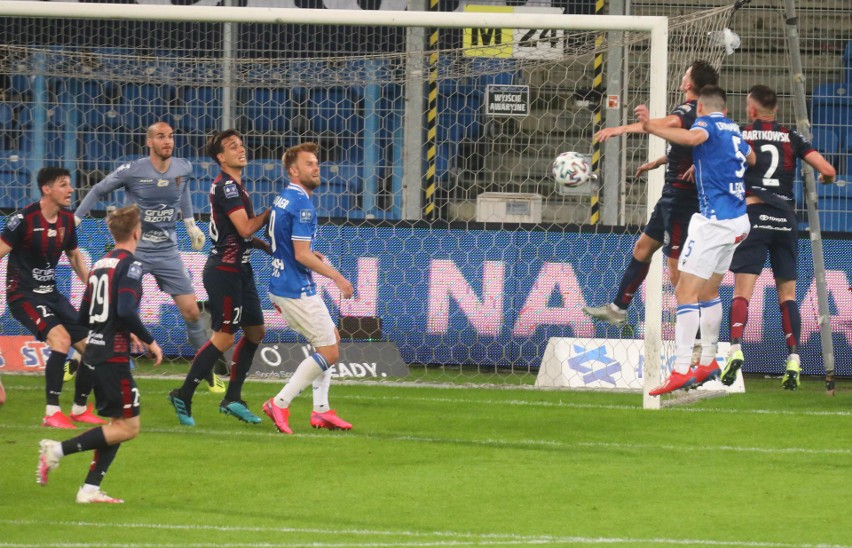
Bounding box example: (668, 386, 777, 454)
(678, 213, 750, 279)
(269, 293, 338, 348)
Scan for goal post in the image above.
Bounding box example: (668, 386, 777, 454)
(0, 1, 743, 406)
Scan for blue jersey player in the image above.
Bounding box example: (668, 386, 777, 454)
(584, 60, 719, 325)
(643, 85, 756, 396)
(75, 122, 224, 393)
(261, 142, 355, 435)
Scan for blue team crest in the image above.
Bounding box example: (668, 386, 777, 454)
(128, 261, 143, 280)
(223, 183, 240, 199)
(300, 209, 313, 223)
(6, 213, 22, 231)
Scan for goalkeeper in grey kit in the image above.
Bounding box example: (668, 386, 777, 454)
(74, 122, 222, 392)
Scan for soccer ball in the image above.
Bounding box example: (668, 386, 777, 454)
(551, 151, 591, 188)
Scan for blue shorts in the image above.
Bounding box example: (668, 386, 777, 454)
(729, 203, 798, 280)
(642, 192, 698, 259)
(135, 248, 195, 296)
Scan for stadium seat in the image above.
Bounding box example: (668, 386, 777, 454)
(124, 83, 178, 131)
(469, 57, 519, 88)
(314, 179, 351, 218)
(308, 86, 361, 136)
(79, 81, 127, 131)
(240, 87, 290, 135)
(814, 195, 852, 232)
(179, 86, 222, 134)
(0, 168, 32, 209)
(811, 83, 852, 129)
(80, 133, 128, 173)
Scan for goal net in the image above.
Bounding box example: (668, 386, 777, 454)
(0, 2, 735, 406)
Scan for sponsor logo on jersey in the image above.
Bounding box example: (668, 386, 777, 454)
(300, 209, 313, 223)
(87, 332, 106, 346)
(143, 204, 175, 223)
(32, 266, 55, 282)
(142, 230, 170, 243)
(759, 214, 788, 223)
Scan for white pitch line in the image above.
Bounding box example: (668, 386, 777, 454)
(1, 422, 849, 457)
(1, 520, 851, 548)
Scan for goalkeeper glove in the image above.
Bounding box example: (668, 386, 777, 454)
(184, 218, 206, 250)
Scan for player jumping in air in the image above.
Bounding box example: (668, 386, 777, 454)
(584, 60, 719, 325)
(643, 86, 756, 396)
(74, 122, 224, 393)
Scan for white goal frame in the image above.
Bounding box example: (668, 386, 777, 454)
(0, 0, 669, 408)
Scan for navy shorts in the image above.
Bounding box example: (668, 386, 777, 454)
(643, 192, 698, 259)
(730, 203, 798, 280)
(8, 291, 89, 343)
(203, 261, 264, 333)
(92, 361, 140, 419)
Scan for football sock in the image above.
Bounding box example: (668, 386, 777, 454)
(44, 350, 67, 407)
(613, 257, 651, 310)
(180, 341, 223, 400)
(312, 369, 333, 413)
(61, 426, 108, 456)
(698, 297, 722, 365)
(73, 360, 94, 407)
(45, 404, 62, 417)
(729, 296, 749, 346)
(780, 300, 801, 355)
(674, 304, 700, 374)
(186, 318, 208, 350)
(274, 353, 329, 408)
(84, 443, 120, 487)
(224, 338, 259, 402)
(71, 403, 88, 416)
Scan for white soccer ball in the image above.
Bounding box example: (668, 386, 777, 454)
(551, 151, 591, 188)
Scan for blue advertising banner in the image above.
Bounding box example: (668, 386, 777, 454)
(1, 218, 850, 376)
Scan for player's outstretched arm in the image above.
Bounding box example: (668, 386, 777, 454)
(804, 150, 837, 184)
(74, 167, 130, 223)
(596, 110, 683, 143)
(643, 119, 707, 147)
(635, 155, 667, 177)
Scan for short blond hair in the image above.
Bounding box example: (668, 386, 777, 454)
(282, 142, 319, 172)
(107, 205, 140, 243)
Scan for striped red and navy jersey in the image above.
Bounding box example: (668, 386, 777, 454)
(741, 119, 814, 211)
(79, 248, 153, 365)
(208, 171, 256, 266)
(1, 202, 78, 300)
(663, 99, 699, 197)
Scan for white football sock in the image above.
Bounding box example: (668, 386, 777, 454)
(274, 354, 326, 408)
(675, 304, 700, 374)
(699, 297, 722, 365)
(312, 369, 332, 413)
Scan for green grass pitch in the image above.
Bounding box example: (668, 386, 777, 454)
(1, 370, 851, 547)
